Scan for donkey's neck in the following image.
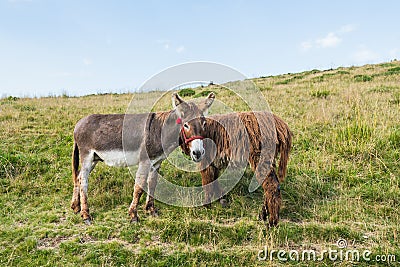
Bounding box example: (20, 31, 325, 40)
(145, 109, 181, 159)
(160, 109, 181, 146)
(157, 109, 180, 135)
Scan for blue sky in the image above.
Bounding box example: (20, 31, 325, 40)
(1, 0, 399, 97)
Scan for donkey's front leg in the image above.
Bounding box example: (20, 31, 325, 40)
(209, 167, 228, 208)
(145, 166, 160, 216)
(200, 165, 221, 207)
(128, 161, 149, 223)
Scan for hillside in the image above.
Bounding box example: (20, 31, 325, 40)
(0, 61, 399, 266)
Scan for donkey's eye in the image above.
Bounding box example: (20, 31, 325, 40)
(183, 123, 190, 130)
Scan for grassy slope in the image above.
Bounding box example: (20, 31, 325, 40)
(0, 62, 399, 266)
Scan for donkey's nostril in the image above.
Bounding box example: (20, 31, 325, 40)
(192, 150, 202, 160)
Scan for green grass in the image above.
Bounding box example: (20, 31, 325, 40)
(310, 89, 331, 98)
(179, 88, 196, 97)
(1, 61, 400, 266)
(194, 90, 214, 98)
(385, 66, 400, 75)
(354, 74, 373, 82)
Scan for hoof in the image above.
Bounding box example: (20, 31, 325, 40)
(130, 217, 139, 224)
(144, 203, 154, 211)
(258, 208, 267, 222)
(202, 203, 211, 209)
(150, 209, 159, 217)
(71, 203, 81, 214)
(269, 219, 278, 227)
(83, 218, 92, 225)
(219, 198, 228, 208)
(269, 223, 278, 227)
(72, 207, 81, 214)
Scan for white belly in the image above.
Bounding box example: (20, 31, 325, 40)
(93, 150, 140, 167)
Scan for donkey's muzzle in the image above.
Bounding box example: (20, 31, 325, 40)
(190, 139, 205, 162)
(191, 149, 205, 162)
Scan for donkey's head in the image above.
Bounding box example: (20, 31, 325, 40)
(172, 92, 215, 162)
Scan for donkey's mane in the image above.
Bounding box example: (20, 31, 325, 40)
(147, 110, 173, 131)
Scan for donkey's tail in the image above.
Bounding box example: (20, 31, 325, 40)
(72, 141, 80, 182)
(274, 114, 293, 183)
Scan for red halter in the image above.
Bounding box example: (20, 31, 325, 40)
(176, 118, 204, 144)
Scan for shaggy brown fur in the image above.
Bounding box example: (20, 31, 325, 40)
(180, 111, 292, 227)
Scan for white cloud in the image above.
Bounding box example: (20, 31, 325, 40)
(353, 46, 379, 63)
(316, 32, 342, 48)
(176, 45, 185, 53)
(300, 24, 356, 51)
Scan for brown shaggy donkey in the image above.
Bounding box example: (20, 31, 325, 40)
(180, 111, 292, 227)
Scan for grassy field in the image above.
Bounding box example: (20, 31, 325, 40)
(0, 61, 399, 266)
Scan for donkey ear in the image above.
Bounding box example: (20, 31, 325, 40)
(200, 92, 215, 115)
(172, 93, 185, 109)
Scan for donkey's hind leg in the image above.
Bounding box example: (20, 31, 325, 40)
(145, 166, 160, 217)
(260, 168, 281, 227)
(71, 161, 97, 214)
(71, 173, 81, 214)
(79, 153, 97, 225)
(129, 161, 149, 223)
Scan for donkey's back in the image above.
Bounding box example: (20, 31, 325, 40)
(74, 114, 149, 159)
